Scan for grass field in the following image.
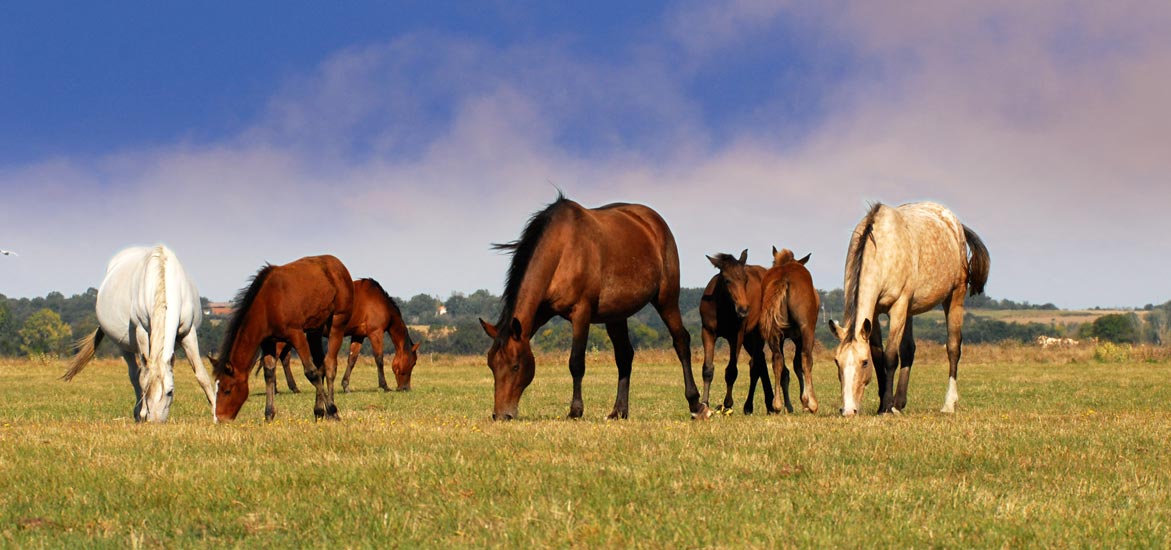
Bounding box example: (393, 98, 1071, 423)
(2, 344, 1170, 548)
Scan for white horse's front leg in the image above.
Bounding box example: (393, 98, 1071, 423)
(181, 332, 217, 411)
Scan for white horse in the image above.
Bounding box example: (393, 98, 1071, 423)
(828, 202, 990, 416)
(63, 245, 216, 422)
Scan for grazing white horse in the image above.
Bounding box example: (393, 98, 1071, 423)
(828, 202, 990, 416)
(62, 245, 216, 422)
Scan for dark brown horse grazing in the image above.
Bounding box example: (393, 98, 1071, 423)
(213, 255, 353, 422)
(270, 278, 420, 393)
(699, 250, 777, 415)
(479, 194, 709, 421)
(759, 247, 820, 414)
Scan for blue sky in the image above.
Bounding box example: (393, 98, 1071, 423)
(2, 1, 1170, 309)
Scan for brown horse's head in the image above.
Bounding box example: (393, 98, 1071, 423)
(391, 342, 422, 391)
(480, 317, 535, 420)
(210, 353, 249, 422)
(707, 249, 751, 318)
(828, 318, 875, 416)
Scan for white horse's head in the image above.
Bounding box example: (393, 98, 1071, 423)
(829, 318, 875, 416)
(138, 360, 176, 422)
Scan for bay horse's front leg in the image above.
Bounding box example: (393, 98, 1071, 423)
(700, 325, 717, 408)
(341, 337, 363, 393)
(369, 334, 391, 392)
(656, 301, 710, 419)
(261, 341, 278, 422)
(322, 317, 348, 420)
(605, 320, 633, 419)
(567, 312, 591, 419)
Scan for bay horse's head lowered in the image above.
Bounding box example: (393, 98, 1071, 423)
(391, 342, 422, 391)
(707, 249, 751, 318)
(479, 317, 535, 420)
(210, 352, 249, 421)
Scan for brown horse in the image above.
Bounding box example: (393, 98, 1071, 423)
(699, 250, 777, 414)
(828, 202, 989, 416)
(759, 246, 820, 414)
(213, 255, 354, 422)
(269, 278, 420, 393)
(479, 194, 709, 421)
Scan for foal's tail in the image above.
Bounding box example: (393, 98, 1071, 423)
(62, 328, 104, 381)
(964, 225, 990, 296)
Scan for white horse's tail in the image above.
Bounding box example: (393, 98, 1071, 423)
(62, 328, 104, 381)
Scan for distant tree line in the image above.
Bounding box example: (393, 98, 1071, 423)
(2, 288, 1167, 359)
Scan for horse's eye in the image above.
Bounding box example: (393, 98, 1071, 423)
(512, 364, 520, 372)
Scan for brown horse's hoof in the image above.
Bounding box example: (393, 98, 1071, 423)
(288, 387, 301, 394)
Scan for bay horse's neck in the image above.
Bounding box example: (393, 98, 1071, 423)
(508, 244, 562, 339)
(229, 310, 267, 375)
(384, 304, 412, 353)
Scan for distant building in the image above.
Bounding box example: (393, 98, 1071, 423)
(204, 302, 233, 317)
(436, 305, 448, 316)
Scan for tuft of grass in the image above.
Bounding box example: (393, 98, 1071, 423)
(1, 345, 1170, 547)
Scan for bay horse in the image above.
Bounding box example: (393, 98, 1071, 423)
(269, 278, 420, 393)
(759, 247, 820, 414)
(828, 202, 989, 416)
(699, 250, 777, 415)
(62, 245, 216, 422)
(479, 194, 710, 420)
(212, 255, 353, 422)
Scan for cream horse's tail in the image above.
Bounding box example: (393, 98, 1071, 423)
(62, 328, 104, 381)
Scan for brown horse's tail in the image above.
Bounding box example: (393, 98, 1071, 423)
(62, 328, 104, 381)
(964, 225, 990, 296)
(761, 277, 791, 346)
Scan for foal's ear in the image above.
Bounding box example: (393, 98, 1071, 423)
(509, 317, 523, 342)
(738, 249, 748, 264)
(706, 255, 720, 269)
(828, 319, 846, 341)
(797, 253, 811, 265)
(479, 318, 498, 339)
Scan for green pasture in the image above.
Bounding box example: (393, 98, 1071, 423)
(1, 346, 1169, 548)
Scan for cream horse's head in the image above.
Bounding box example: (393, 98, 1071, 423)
(828, 318, 875, 416)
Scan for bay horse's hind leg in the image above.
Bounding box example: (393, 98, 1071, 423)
(655, 301, 708, 418)
(322, 319, 348, 420)
(279, 346, 299, 393)
(605, 320, 633, 419)
(940, 287, 965, 413)
(341, 337, 363, 393)
(893, 321, 916, 413)
(567, 311, 591, 419)
(122, 352, 144, 422)
(289, 330, 330, 420)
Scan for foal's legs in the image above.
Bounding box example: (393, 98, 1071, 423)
(606, 320, 634, 419)
(745, 331, 777, 414)
(795, 327, 820, 414)
(655, 301, 708, 418)
(940, 287, 966, 413)
(567, 309, 592, 419)
(893, 321, 916, 413)
(724, 330, 743, 411)
(341, 337, 363, 393)
(700, 325, 718, 407)
(767, 334, 792, 414)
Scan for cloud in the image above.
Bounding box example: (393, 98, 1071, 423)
(3, 5, 1171, 309)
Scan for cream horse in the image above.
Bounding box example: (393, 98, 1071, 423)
(63, 245, 216, 422)
(828, 202, 989, 416)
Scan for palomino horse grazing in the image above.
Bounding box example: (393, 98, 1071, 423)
(828, 202, 990, 416)
(479, 194, 709, 420)
(700, 250, 777, 414)
(213, 255, 353, 422)
(270, 278, 420, 393)
(62, 245, 216, 422)
(760, 247, 820, 414)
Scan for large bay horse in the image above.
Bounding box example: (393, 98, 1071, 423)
(759, 247, 820, 414)
(700, 250, 777, 415)
(270, 278, 420, 393)
(828, 202, 989, 416)
(62, 245, 216, 422)
(479, 194, 709, 420)
(213, 255, 353, 421)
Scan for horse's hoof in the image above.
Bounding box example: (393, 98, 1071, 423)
(606, 411, 628, 420)
(692, 403, 713, 420)
(289, 388, 301, 394)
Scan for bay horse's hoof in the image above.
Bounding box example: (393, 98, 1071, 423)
(606, 410, 628, 420)
(289, 387, 301, 394)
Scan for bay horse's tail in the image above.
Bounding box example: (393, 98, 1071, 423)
(963, 225, 990, 296)
(62, 328, 104, 381)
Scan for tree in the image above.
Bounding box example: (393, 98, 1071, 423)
(402, 294, 440, 323)
(1090, 313, 1139, 344)
(19, 308, 73, 355)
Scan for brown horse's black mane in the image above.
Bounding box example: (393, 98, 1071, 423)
(842, 202, 882, 343)
(360, 277, 414, 347)
(216, 264, 275, 374)
(491, 192, 570, 334)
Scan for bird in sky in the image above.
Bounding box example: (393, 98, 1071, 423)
(1, 250, 17, 256)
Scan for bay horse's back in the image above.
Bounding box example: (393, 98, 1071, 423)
(589, 202, 683, 306)
(265, 255, 354, 329)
